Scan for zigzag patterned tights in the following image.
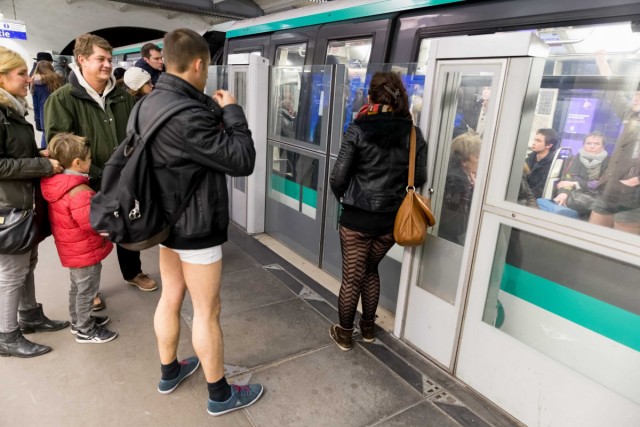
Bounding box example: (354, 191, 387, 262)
(338, 226, 395, 329)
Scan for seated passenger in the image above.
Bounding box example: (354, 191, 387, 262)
(538, 132, 609, 217)
(589, 89, 640, 234)
(526, 128, 560, 199)
(439, 132, 481, 245)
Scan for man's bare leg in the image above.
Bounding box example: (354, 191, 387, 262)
(155, 248, 186, 364)
(181, 258, 224, 382)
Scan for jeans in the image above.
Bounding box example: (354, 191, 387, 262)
(69, 263, 102, 333)
(0, 245, 39, 332)
(116, 245, 141, 281)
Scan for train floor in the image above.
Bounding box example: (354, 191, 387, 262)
(0, 224, 521, 427)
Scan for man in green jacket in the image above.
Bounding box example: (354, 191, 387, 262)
(45, 34, 157, 294)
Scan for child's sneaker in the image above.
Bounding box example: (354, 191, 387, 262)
(70, 315, 110, 334)
(157, 356, 200, 394)
(76, 325, 117, 344)
(207, 384, 264, 416)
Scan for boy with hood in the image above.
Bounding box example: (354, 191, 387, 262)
(41, 133, 117, 344)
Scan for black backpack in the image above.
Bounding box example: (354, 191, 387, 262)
(90, 98, 201, 251)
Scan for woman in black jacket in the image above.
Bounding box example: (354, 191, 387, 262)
(0, 46, 68, 358)
(329, 72, 427, 350)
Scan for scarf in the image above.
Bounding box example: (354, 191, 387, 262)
(356, 103, 393, 119)
(578, 148, 608, 181)
(0, 87, 28, 117)
(69, 62, 115, 111)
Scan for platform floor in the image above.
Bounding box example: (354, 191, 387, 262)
(0, 225, 522, 427)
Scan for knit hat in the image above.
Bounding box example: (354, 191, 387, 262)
(123, 67, 151, 91)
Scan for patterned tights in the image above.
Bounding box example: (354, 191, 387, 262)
(337, 226, 395, 329)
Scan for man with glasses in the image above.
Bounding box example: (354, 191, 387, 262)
(134, 43, 164, 85)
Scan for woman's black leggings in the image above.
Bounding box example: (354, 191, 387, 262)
(337, 226, 395, 329)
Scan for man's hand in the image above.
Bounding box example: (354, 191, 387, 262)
(213, 90, 236, 108)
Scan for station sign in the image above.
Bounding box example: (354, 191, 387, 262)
(0, 19, 27, 40)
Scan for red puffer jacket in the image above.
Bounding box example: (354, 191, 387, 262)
(41, 173, 113, 268)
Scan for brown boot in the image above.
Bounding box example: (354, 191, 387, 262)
(330, 325, 353, 351)
(359, 317, 376, 342)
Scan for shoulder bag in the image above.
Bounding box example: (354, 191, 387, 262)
(0, 188, 37, 254)
(393, 127, 435, 246)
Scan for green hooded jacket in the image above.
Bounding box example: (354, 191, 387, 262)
(45, 66, 134, 190)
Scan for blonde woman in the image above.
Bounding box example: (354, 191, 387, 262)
(0, 46, 68, 357)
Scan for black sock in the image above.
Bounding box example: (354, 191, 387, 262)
(161, 359, 180, 381)
(208, 377, 232, 402)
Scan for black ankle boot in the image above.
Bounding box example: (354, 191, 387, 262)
(0, 328, 51, 358)
(330, 325, 354, 351)
(18, 303, 70, 334)
(359, 317, 376, 342)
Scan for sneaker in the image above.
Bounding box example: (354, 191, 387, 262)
(207, 384, 264, 416)
(157, 356, 200, 394)
(70, 316, 110, 335)
(127, 273, 158, 292)
(76, 325, 118, 344)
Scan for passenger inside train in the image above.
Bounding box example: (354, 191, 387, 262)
(537, 131, 609, 218)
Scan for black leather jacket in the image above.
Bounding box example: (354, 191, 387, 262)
(138, 73, 255, 249)
(330, 114, 427, 212)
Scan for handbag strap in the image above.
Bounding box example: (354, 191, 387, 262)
(407, 126, 416, 188)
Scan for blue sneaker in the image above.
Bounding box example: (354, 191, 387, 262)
(157, 356, 200, 394)
(207, 384, 264, 416)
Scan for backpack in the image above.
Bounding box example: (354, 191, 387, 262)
(90, 97, 202, 251)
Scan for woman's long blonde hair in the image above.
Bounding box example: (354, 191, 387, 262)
(0, 46, 27, 85)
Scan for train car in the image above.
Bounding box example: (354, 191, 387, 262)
(212, 1, 640, 426)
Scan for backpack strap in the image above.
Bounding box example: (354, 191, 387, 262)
(128, 96, 208, 227)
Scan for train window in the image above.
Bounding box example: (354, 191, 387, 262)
(274, 43, 306, 67)
(482, 225, 640, 405)
(269, 65, 333, 146)
(507, 21, 640, 237)
(326, 39, 371, 126)
(326, 38, 372, 66)
(268, 145, 320, 220)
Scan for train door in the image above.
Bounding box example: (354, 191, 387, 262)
(398, 33, 547, 367)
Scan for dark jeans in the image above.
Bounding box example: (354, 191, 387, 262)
(116, 245, 142, 281)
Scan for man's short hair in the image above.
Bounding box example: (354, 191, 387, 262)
(141, 43, 161, 59)
(163, 29, 209, 73)
(48, 133, 91, 169)
(537, 128, 560, 151)
(73, 34, 112, 62)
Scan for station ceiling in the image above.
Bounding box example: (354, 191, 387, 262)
(112, 0, 331, 20)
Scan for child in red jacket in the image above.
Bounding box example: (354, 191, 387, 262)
(41, 134, 117, 344)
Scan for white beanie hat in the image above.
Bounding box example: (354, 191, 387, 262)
(124, 67, 151, 91)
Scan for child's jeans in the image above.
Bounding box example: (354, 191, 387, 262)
(69, 263, 102, 333)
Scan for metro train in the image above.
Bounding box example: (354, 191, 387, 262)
(218, 1, 640, 425)
(114, 1, 640, 424)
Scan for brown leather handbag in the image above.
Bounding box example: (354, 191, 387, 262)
(393, 127, 435, 246)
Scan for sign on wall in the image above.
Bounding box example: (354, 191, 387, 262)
(0, 19, 27, 40)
